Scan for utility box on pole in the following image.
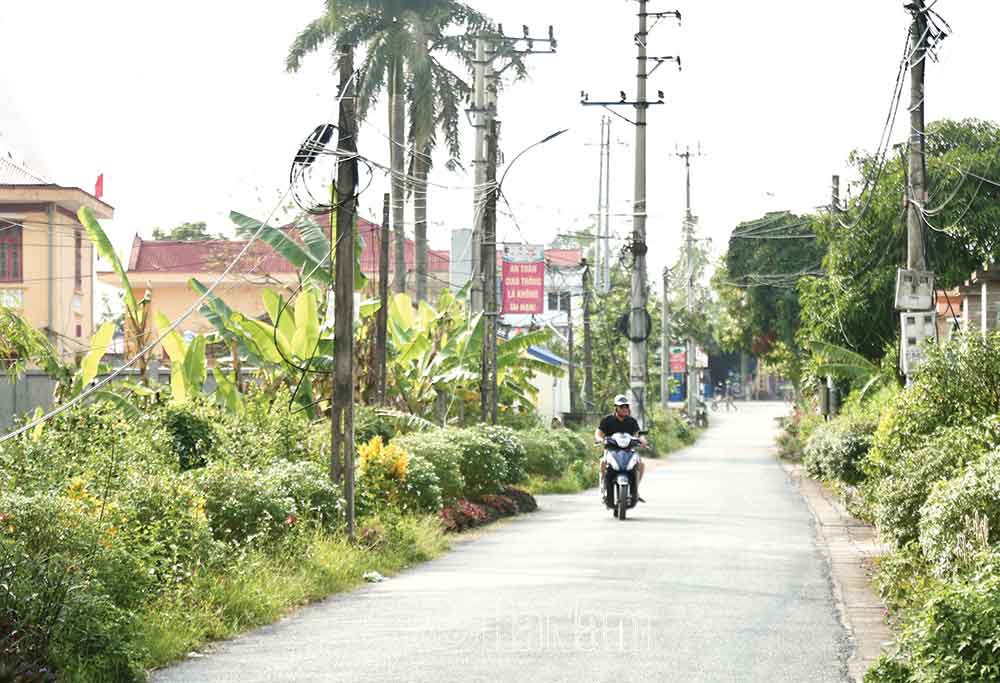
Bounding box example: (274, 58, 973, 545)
(895, 269, 935, 311)
(900, 311, 937, 377)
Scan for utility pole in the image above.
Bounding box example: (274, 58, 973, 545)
(675, 146, 702, 419)
(581, 3, 680, 430)
(630, 0, 650, 430)
(374, 192, 390, 404)
(480, 119, 499, 424)
(582, 259, 595, 422)
(661, 267, 670, 409)
(594, 116, 607, 293)
(907, 0, 927, 272)
(603, 118, 613, 294)
(567, 285, 577, 415)
(332, 42, 358, 537)
(470, 26, 556, 316)
(469, 36, 489, 315)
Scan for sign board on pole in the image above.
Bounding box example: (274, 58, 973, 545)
(668, 346, 686, 374)
(695, 346, 709, 369)
(502, 245, 545, 315)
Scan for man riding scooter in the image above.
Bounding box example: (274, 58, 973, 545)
(594, 394, 648, 506)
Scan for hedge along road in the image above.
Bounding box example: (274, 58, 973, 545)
(153, 402, 849, 682)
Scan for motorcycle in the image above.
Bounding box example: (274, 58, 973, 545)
(601, 433, 642, 520)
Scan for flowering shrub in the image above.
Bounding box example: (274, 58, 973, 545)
(519, 428, 570, 479)
(474, 424, 527, 483)
(449, 429, 509, 497)
(357, 436, 442, 515)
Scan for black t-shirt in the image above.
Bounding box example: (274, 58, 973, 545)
(599, 414, 640, 437)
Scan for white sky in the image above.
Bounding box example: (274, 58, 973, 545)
(2, 1, 998, 285)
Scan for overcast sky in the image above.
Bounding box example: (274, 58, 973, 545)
(2, 1, 998, 282)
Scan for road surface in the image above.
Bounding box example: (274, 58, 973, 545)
(154, 402, 849, 682)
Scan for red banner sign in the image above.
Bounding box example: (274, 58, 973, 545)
(669, 346, 687, 374)
(502, 259, 545, 314)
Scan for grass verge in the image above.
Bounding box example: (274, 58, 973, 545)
(92, 516, 447, 680)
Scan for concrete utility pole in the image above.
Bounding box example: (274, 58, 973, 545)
(374, 192, 390, 405)
(907, 1, 928, 271)
(469, 36, 489, 314)
(567, 285, 577, 415)
(580, 4, 679, 429)
(469, 27, 556, 316)
(629, 0, 650, 429)
(661, 267, 670, 409)
(582, 260, 595, 422)
(676, 146, 702, 419)
(332, 43, 358, 537)
(594, 116, 607, 293)
(603, 119, 612, 294)
(480, 119, 499, 424)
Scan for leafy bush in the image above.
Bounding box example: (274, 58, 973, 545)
(355, 405, 397, 446)
(865, 422, 1000, 547)
(474, 424, 527, 483)
(162, 405, 216, 471)
(449, 428, 509, 497)
(357, 436, 442, 515)
(802, 412, 877, 485)
(869, 332, 1000, 474)
(919, 450, 1000, 576)
(210, 391, 314, 468)
(775, 407, 823, 462)
(0, 493, 147, 681)
(549, 427, 590, 462)
(391, 431, 465, 505)
(868, 550, 1000, 683)
(519, 428, 570, 479)
(647, 407, 695, 455)
(263, 460, 343, 524)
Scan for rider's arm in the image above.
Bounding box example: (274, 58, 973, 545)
(594, 428, 605, 445)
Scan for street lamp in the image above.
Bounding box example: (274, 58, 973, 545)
(498, 128, 569, 191)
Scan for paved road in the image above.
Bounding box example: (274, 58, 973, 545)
(155, 402, 849, 682)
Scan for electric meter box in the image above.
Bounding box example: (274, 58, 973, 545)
(900, 311, 937, 375)
(895, 269, 935, 311)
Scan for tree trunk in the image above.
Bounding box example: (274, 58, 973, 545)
(390, 59, 407, 294)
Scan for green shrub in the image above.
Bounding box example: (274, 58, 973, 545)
(210, 391, 314, 468)
(0, 493, 147, 681)
(865, 422, 1000, 547)
(357, 436, 441, 516)
(162, 405, 216, 471)
(449, 428, 508, 497)
(520, 428, 570, 479)
(802, 412, 877, 485)
(550, 427, 589, 462)
(474, 424, 527, 484)
(873, 550, 1000, 683)
(263, 460, 343, 524)
(869, 332, 1000, 474)
(355, 405, 397, 445)
(196, 466, 297, 543)
(647, 407, 694, 455)
(919, 450, 1000, 576)
(392, 431, 465, 505)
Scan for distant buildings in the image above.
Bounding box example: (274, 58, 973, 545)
(0, 154, 113, 357)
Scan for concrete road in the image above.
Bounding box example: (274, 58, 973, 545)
(154, 402, 849, 682)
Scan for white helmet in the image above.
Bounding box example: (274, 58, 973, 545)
(613, 394, 629, 407)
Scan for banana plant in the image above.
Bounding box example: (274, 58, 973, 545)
(78, 207, 153, 384)
(155, 313, 207, 404)
(809, 340, 884, 399)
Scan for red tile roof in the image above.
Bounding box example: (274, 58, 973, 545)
(126, 213, 580, 277)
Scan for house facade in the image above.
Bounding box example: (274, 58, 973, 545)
(100, 215, 452, 349)
(0, 155, 113, 357)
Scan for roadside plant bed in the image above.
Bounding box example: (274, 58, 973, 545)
(439, 486, 538, 533)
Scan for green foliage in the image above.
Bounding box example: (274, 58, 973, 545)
(646, 406, 695, 455)
(162, 405, 216, 471)
(716, 211, 825, 368)
(869, 333, 1000, 475)
(357, 436, 442, 515)
(474, 424, 527, 484)
(802, 412, 878, 485)
(391, 431, 466, 505)
(152, 221, 215, 241)
(869, 550, 1000, 683)
(449, 428, 509, 497)
(799, 119, 1000, 362)
(919, 450, 1000, 577)
(519, 428, 571, 479)
(866, 422, 1000, 548)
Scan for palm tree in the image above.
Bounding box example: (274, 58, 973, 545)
(287, 0, 488, 301)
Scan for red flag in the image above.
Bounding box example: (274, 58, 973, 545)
(94, 173, 104, 199)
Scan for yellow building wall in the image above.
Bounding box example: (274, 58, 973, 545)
(6, 206, 93, 360)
